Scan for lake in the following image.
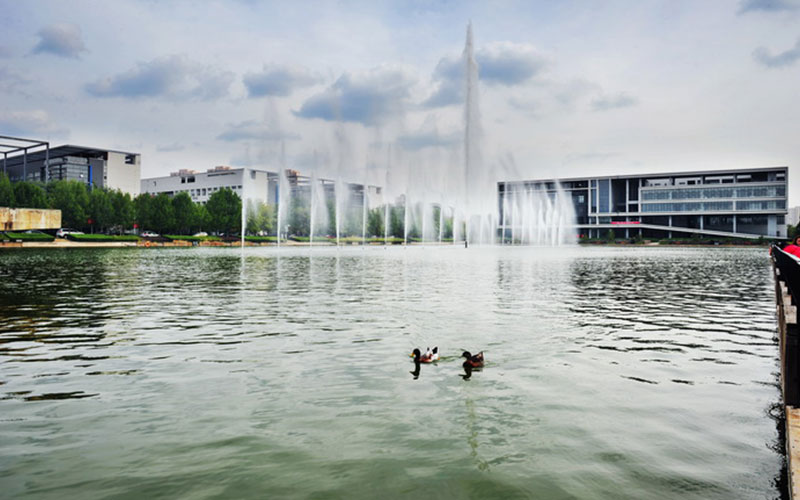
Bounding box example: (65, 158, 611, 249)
(0, 246, 783, 499)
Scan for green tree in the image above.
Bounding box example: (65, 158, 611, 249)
(443, 216, 453, 239)
(326, 200, 337, 238)
(193, 203, 211, 233)
(13, 181, 47, 208)
(367, 207, 384, 237)
(110, 190, 134, 234)
(48, 180, 89, 229)
(390, 205, 404, 238)
(172, 192, 195, 234)
(0, 172, 15, 207)
(149, 193, 175, 234)
(89, 188, 113, 233)
(607, 229, 616, 242)
(289, 197, 310, 236)
(246, 200, 275, 235)
(206, 188, 241, 235)
(133, 193, 152, 232)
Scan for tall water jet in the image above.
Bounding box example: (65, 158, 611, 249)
(403, 194, 409, 246)
(240, 168, 247, 248)
(309, 172, 317, 247)
(276, 141, 290, 248)
(335, 177, 345, 246)
(361, 183, 368, 246)
(463, 21, 485, 246)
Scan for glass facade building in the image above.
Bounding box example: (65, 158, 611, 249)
(498, 166, 789, 239)
(3, 144, 141, 195)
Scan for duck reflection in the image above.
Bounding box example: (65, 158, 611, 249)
(410, 359, 421, 380)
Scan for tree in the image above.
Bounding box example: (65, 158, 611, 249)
(390, 205, 404, 238)
(246, 200, 275, 235)
(13, 182, 47, 208)
(89, 188, 113, 233)
(443, 216, 453, 239)
(367, 207, 383, 237)
(149, 193, 175, 234)
(48, 180, 89, 229)
(193, 203, 211, 233)
(171, 192, 194, 234)
(289, 197, 310, 236)
(0, 172, 15, 207)
(134, 193, 152, 231)
(206, 188, 241, 235)
(110, 190, 134, 233)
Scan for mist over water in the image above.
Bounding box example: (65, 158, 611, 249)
(0, 247, 784, 499)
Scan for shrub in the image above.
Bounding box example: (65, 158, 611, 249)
(165, 234, 222, 242)
(245, 236, 278, 243)
(3, 232, 55, 241)
(67, 234, 139, 242)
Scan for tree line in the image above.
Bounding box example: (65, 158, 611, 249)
(0, 173, 242, 235)
(1, 172, 456, 239)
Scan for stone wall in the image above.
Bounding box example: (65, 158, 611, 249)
(0, 208, 62, 231)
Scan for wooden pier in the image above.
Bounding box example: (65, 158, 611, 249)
(773, 245, 800, 498)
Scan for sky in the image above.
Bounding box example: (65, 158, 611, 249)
(0, 0, 798, 206)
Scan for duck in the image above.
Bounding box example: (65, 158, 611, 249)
(410, 346, 439, 363)
(461, 350, 484, 368)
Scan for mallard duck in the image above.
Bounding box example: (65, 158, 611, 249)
(410, 346, 439, 363)
(461, 350, 484, 368)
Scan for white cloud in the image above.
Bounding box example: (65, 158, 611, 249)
(243, 64, 321, 97)
(424, 42, 548, 108)
(0, 110, 68, 137)
(738, 0, 799, 14)
(591, 92, 638, 111)
(217, 120, 301, 142)
(32, 24, 87, 58)
(85, 55, 234, 100)
(295, 65, 417, 126)
(753, 38, 800, 67)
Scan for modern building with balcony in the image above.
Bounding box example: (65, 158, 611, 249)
(498, 166, 789, 240)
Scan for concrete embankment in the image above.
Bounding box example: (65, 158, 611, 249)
(773, 246, 800, 498)
(0, 238, 373, 249)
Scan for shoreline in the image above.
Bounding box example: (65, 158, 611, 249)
(0, 239, 771, 249)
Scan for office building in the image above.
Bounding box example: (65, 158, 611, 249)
(2, 136, 141, 195)
(498, 166, 789, 239)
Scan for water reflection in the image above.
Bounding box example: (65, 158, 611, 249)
(0, 247, 784, 499)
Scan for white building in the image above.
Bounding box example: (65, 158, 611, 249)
(141, 166, 278, 205)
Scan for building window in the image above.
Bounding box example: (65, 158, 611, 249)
(598, 179, 610, 213)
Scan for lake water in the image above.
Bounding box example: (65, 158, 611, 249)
(0, 246, 783, 499)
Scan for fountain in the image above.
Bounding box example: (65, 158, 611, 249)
(240, 22, 575, 247)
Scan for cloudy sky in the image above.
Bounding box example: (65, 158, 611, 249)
(1, 0, 798, 205)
